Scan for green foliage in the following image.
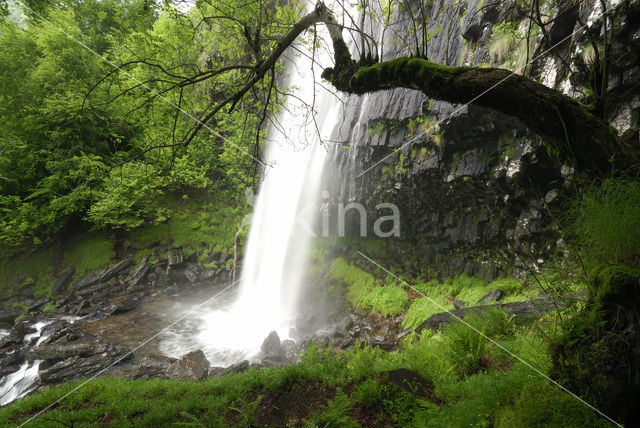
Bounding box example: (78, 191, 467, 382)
(569, 177, 640, 266)
(550, 265, 640, 424)
(587, 265, 640, 314)
(1, 305, 587, 428)
(328, 258, 408, 317)
(495, 382, 609, 427)
(362, 284, 409, 317)
(489, 21, 518, 64)
(443, 309, 512, 377)
(62, 233, 115, 281)
(85, 163, 168, 230)
(402, 276, 524, 330)
(0, 246, 57, 298)
(403, 296, 450, 330)
(0, 0, 273, 250)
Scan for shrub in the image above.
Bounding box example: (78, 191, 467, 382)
(444, 309, 512, 377)
(330, 258, 409, 316)
(570, 177, 640, 266)
(363, 285, 409, 317)
(551, 266, 640, 424)
(495, 382, 609, 427)
(403, 297, 451, 330)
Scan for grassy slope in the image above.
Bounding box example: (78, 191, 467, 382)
(1, 253, 606, 427)
(0, 199, 245, 301)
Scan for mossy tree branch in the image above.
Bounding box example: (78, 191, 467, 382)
(321, 56, 636, 174)
(181, 2, 635, 174)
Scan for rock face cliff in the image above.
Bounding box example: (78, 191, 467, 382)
(321, 0, 640, 279)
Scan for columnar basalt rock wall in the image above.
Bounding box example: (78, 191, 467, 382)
(322, 0, 640, 279)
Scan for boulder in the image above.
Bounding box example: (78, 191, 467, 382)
(166, 350, 210, 380)
(184, 266, 200, 284)
(39, 347, 131, 383)
(415, 298, 566, 333)
(104, 295, 139, 315)
(0, 304, 22, 329)
(260, 331, 284, 362)
(478, 289, 505, 305)
(99, 258, 132, 283)
(130, 261, 152, 287)
(27, 341, 113, 361)
(134, 350, 210, 380)
(134, 354, 176, 379)
(281, 339, 297, 361)
(73, 270, 103, 291)
(0, 323, 26, 349)
(453, 299, 468, 309)
(221, 359, 249, 376)
(167, 248, 184, 274)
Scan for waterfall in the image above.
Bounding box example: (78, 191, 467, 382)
(160, 3, 344, 366)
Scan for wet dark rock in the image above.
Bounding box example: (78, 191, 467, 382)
(336, 315, 355, 333)
(382, 368, 435, 397)
(416, 298, 565, 333)
(0, 304, 22, 329)
(39, 347, 131, 383)
(0, 323, 26, 348)
(224, 359, 250, 375)
(52, 269, 75, 296)
(134, 354, 176, 379)
(261, 331, 284, 362)
(167, 248, 184, 273)
(73, 270, 103, 291)
(27, 341, 114, 361)
(257, 358, 287, 368)
(1, 346, 28, 369)
(104, 295, 139, 315)
(184, 266, 200, 284)
(130, 260, 152, 287)
(134, 350, 210, 380)
(453, 300, 468, 309)
(75, 282, 108, 298)
(478, 289, 505, 304)
(462, 24, 484, 43)
(24, 298, 49, 313)
(209, 359, 250, 378)
(99, 258, 132, 283)
(166, 350, 210, 380)
(39, 321, 74, 344)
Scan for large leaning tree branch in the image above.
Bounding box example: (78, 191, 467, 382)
(180, 1, 636, 174)
(317, 4, 636, 174)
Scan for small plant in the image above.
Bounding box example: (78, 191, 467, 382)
(444, 309, 512, 377)
(568, 177, 640, 266)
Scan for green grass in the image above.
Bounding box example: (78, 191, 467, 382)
(62, 233, 115, 282)
(0, 246, 57, 298)
(329, 258, 409, 316)
(569, 177, 640, 267)
(402, 275, 526, 330)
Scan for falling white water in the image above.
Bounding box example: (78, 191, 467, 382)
(0, 321, 51, 406)
(160, 3, 345, 366)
